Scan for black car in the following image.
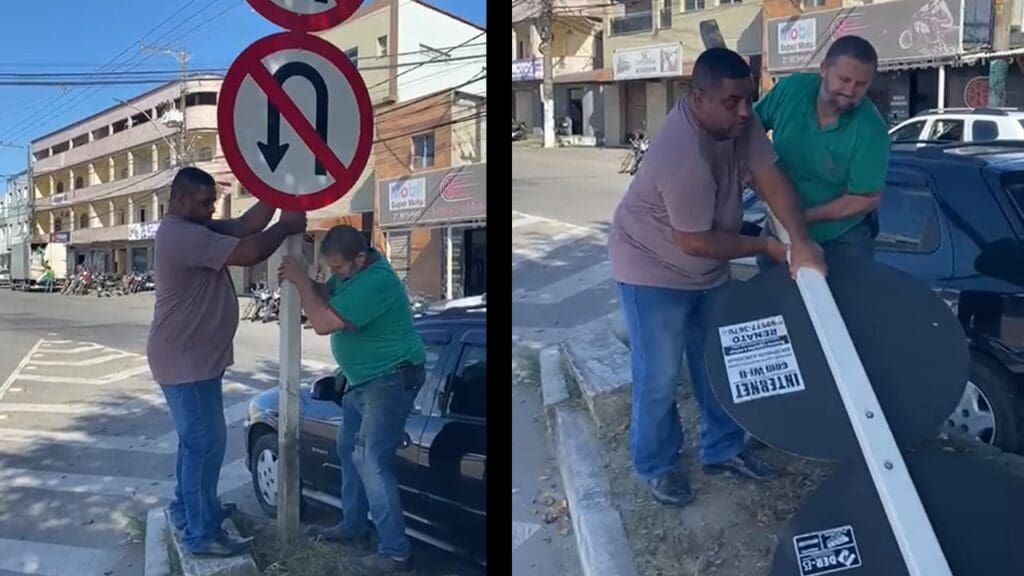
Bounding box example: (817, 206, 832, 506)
(741, 142, 1024, 453)
(243, 302, 487, 565)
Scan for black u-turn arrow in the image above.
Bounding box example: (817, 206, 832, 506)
(258, 61, 329, 175)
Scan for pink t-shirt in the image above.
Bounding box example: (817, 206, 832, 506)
(608, 97, 777, 290)
(146, 215, 240, 385)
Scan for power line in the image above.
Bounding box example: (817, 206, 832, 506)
(0, 0, 206, 142)
(369, 30, 486, 91)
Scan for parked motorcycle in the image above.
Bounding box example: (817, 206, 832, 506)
(619, 128, 650, 176)
(512, 119, 529, 141)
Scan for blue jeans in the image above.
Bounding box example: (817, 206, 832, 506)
(335, 367, 423, 559)
(161, 377, 228, 552)
(619, 282, 746, 480)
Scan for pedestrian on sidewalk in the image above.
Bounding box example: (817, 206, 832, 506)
(278, 224, 426, 574)
(754, 35, 889, 265)
(607, 47, 826, 507)
(147, 166, 306, 557)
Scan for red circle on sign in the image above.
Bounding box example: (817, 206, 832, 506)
(246, 0, 363, 32)
(218, 32, 374, 212)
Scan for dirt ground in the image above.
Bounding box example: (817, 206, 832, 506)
(596, 377, 1024, 576)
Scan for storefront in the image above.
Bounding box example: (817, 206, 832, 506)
(764, 0, 963, 126)
(377, 163, 486, 301)
(513, 58, 544, 135)
(70, 221, 159, 275)
(606, 42, 684, 144)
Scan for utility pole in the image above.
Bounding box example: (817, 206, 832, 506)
(989, 0, 1015, 107)
(141, 45, 191, 164)
(538, 0, 556, 148)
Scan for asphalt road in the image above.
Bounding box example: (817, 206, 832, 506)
(0, 288, 476, 576)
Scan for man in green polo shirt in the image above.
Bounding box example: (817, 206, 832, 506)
(755, 35, 889, 261)
(278, 224, 425, 574)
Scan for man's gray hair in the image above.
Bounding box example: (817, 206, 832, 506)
(320, 225, 368, 260)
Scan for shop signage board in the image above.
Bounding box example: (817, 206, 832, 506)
(766, 0, 963, 72)
(613, 43, 683, 80)
(376, 163, 486, 227)
(512, 58, 544, 81)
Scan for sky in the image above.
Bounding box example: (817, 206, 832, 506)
(0, 0, 487, 178)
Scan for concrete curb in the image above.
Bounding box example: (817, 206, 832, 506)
(144, 508, 172, 576)
(560, 321, 632, 429)
(165, 509, 259, 576)
(540, 346, 639, 576)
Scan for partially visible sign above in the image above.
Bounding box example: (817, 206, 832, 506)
(377, 163, 486, 227)
(512, 58, 544, 81)
(246, 0, 364, 32)
(613, 43, 682, 80)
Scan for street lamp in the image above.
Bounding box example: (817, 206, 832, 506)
(113, 98, 180, 167)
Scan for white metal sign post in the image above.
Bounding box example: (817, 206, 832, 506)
(770, 214, 953, 576)
(219, 17, 373, 541)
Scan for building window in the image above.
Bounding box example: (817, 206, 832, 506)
(139, 208, 147, 223)
(412, 133, 436, 169)
(802, 0, 826, 7)
(52, 141, 70, 154)
(79, 213, 89, 229)
(74, 176, 83, 189)
(345, 47, 359, 67)
(185, 92, 217, 107)
(199, 147, 214, 161)
(112, 119, 128, 133)
(158, 204, 164, 219)
(377, 35, 388, 57)
(119, 211, 126, 225)
(56, 181, 64, 194)
(719, 0, 742, 4)
(54, 217, 63, 232)
(684, 0, 706, 10)
(121, 168, 129, 179)
(517, 40, 525, 59)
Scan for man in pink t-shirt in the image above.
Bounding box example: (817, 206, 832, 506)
(608, 48, 825, 507)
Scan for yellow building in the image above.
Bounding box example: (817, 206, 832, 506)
(29, 75, 232, 275)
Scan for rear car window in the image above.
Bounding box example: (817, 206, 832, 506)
(1000, 171, 1024, 217)
(972, 120, 999, 141)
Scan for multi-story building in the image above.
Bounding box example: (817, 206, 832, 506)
(374, 88, 487, 300)
(512, 0, 607, 143)
(29, 76, 231, 275)
(599, 0, 763, 144)
(228, 0, 487, 294)
(0, 171, 30, 270)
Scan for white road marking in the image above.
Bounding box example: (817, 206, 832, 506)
(29, 343, 104, 355)
(512, 214, 544, 228)
(0, 458, 250, 502)
(0, 427, 177, 454)
(514, 260, 612, 304)
(0, 537, 119, 576)
(29, 352, 138, 367)
(512, 520, 542, 552)
(40, 339, 71, 345)
(0, 402, 160, 415)
(0, 338, 45, 403)
(14, 364, 151, 385)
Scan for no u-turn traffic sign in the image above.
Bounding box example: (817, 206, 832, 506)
(218, 32, 374, 211)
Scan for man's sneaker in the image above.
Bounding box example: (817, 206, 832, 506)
(187, 532, 253, 558)
(647, 470, 695, 507)
(167, 502, 238, 533)
(703, 451, 778, 481)
(358, 552, 413, 573)
(305, 524, 372, 548)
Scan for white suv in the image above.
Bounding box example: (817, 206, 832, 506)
(889, 108, 1024, 145)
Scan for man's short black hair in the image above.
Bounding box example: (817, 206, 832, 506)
(320, 224, 368, 260)
(692, 47, 751, 91)
(824, 35, 878, 68)
(170, 166, 216, 202)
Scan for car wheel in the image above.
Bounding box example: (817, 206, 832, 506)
(941, 355, 1022, 453)
(249, 432, 308, 519)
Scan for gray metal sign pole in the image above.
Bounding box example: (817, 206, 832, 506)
(771, 215, 952, 576)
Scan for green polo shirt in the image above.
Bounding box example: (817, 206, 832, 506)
(326, 249, 425, 388)
(754, 73, 890, 243)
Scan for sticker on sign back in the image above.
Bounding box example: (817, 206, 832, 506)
(718, 315, 805, 404)
(793, 525, 862, 576)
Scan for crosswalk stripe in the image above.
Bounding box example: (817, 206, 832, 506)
(0, 458, 250, 502)
(514, 260, 612, 305)
(29, 352, 139, 367)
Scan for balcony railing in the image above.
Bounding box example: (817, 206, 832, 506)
(609, 11, 653, 36)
